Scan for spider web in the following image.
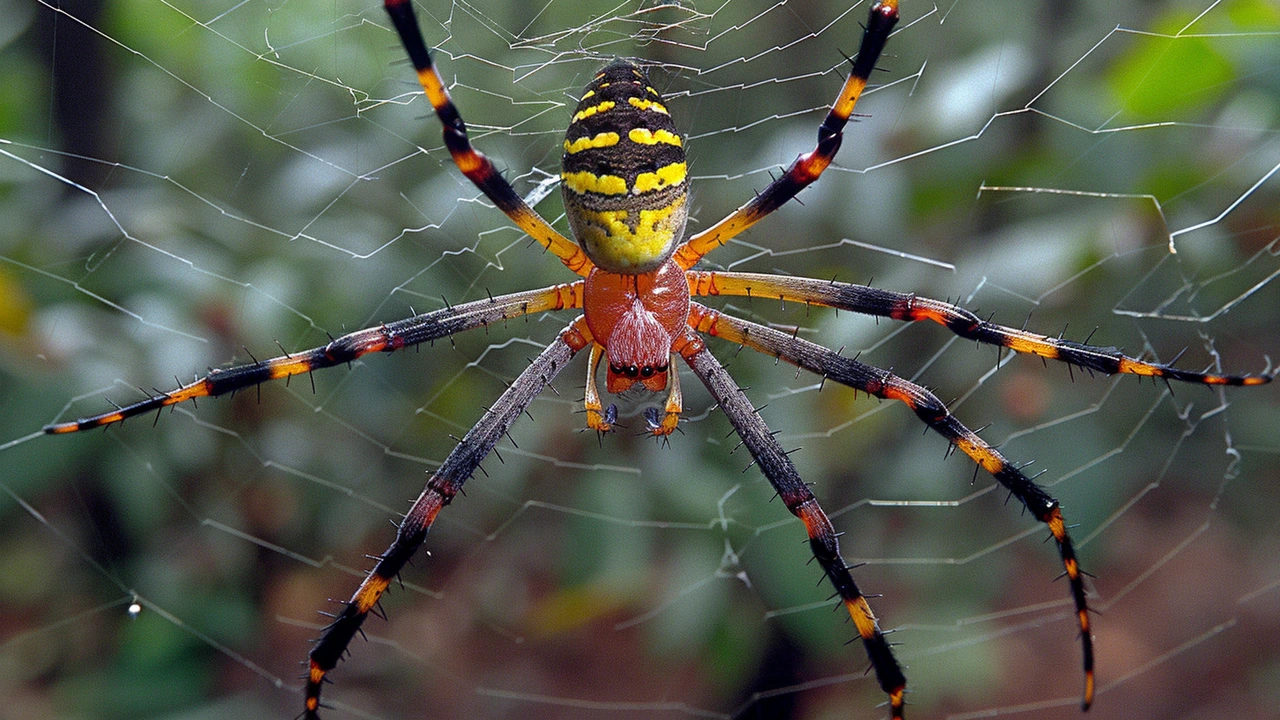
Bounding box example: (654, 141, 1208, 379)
(2, 0, 1278, 718)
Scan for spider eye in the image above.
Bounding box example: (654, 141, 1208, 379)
(626, 364, 639, 377)
(610, 363, 625, 375)
(640, 366, 654, 378)
(655, 363, 668, 373)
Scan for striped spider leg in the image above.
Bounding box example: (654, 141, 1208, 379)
(670, 2, 901, 272)
(383, 0, 593, 278)
(686, 298, 1273, 712)
(41, 286, 587, 715)
(44, 284, 583, 435)
(675, 327, 908, 718)
(303, 318, 595, 718)
(687, 272, 1274, 387)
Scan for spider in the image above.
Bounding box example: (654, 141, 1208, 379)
(43, 0, 1273, 717)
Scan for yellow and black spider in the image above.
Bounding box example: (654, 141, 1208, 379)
(42, 1, 1274, 717)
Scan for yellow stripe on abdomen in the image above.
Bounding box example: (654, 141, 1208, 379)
(627, 97, 668, 114)
(628, 128, 682, 146)
(633, 162, 686, 193)
(561, 162, 686, 197)
(562, 170, 628, 196)
(573, 100, 615, 122)
(564, 132, 620, 154)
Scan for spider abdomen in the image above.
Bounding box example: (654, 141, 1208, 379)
(562, 60, 688, 274)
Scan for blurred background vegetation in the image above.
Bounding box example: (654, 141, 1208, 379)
(1, 0, 1278, 718)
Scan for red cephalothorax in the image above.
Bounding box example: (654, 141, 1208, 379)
(583, 258, 690, 394)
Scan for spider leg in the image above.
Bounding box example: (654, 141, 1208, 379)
(688, 302, 1096, 710)
(383, 0, 592, 277)
(584, 343, 615, 432)
(672, 1, 899, 270)
(674, 328, 907, 718)
(690, 271, 1274, 386)
(647, 352, 683, 436)
(45, 282, 582, 434)
(304, 319, 589, 719)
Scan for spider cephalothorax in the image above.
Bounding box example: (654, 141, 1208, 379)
(43, 1, 1273, 718)
(583, 261, 689, 395)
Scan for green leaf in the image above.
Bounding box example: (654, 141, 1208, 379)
(1108, 12, 1235, 120)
